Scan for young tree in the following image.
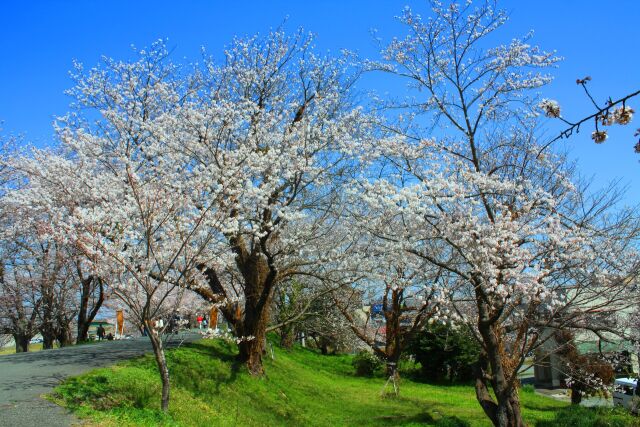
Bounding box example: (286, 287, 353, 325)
(0, 264, 40, 352)
(7, 43, 220, 410)
(361, 2, 640, 425)
(332, 250, 441, 377)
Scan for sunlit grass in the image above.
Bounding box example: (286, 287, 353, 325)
(50, 339, 637, 426)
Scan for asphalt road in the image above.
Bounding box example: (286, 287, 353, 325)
(0, 333, 199, 427)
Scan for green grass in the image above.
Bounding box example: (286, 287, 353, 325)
(50, 339, 639, 426)
(0, 339, 105, 355)
(0, 342, 59, 355)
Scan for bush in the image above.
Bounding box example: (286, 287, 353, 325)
(407, 323, 481, 383)
(536, 405, 637, 427)
(352, 350, 382, 377)
(520, 384, 536, 394)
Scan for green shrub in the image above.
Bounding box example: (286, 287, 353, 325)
(536, 405, 638, 427)
(351, 350, 381, 376)
(521, 384, 536, 394)
(407, 323, 481, 383)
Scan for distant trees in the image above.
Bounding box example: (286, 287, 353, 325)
(333, 254, 441, 376)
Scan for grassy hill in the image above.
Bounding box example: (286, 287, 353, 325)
(50, 338, 637, 426)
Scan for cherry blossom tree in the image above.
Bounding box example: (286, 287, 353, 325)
(7, 31, 374, 409)
(166, 30, 374, 375)
(331, 241, 442, 377)
(537, 78, 639, 153)
(358, 2, 640, 425)
(6, 43, 221, 410)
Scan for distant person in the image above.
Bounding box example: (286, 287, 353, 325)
(197, 315, 203, 329)
(97, 325, 105, 341)
(106, 333, 114, 341)
(202, 318, 208, 329)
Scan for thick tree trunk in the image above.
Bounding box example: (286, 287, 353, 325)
(237, 292, 272, 375)
(570, 386, 583, 405)
(146, 322, 170, 412)
(76, 318, 90, 343)
(13, 334, 29, 353)
(232, 240, 277, 376)
(56, 323, 74, 347)
(280, 326, 295, 349)
(41, 307, 56, 350)
(475, 291, 525, 427)
(319, 337, 329, 355)
(42, 329, 55, 350)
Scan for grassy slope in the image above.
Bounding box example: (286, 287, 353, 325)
(51, 339, 638, 426)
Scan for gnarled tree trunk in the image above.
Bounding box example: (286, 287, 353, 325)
(475, 293, 525, 427)
(231, 236, 278, 375)
(279, 324, 296, 350)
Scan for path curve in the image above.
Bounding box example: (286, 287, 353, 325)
(0, 333, 199, 427)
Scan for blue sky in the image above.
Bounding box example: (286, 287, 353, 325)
(1, 1, 639, 202)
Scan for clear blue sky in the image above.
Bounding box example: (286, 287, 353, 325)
(1, 1, 639, 203)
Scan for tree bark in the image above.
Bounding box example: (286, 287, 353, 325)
(56, 323, 74, 347)
(475, 291, 525, 427)
(76, 275, 104, 342)
(146, 321, 170, 412)
(280, 325, 295, 350)
(13, 334, 29, 353)
(236, 287, 274, 375)
(41, 327, 55, 350)
(570, 386, 583, 405)
(232, 236, 278, 376)
(384, 288, 403, 378)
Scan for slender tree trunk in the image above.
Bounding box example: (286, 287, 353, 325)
(384, 288, 402, 378)
(146, 321, 170, 412)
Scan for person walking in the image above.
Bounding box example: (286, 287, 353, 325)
(197, 315, 203, 329)
(96, 325, 105, 341)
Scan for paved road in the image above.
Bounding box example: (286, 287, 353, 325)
(0, 333, 199, 427)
